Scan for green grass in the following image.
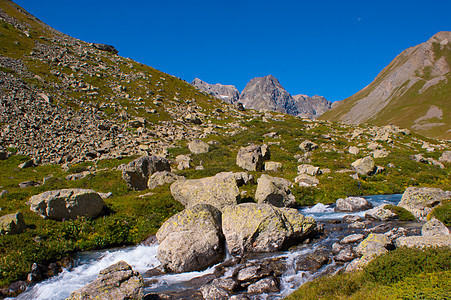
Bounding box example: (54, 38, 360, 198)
(383, 205, 416, 221)
(427, 199, 451, 226)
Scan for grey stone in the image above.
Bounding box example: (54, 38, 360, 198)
(335, 197, 372, 212)
(236, 144, 265, 171)
(299, 140, 318, 152)
(294, 173, 319, 187)
(351, 156, 376, 175)
(147, 171, 184, 190)
(365, 205, 398, 221)
(398, 187, 448, 220)
(188, 139, 209, 154)
(297, 164, 321, 176)
(264, 161, 282, 172)
(0, 212, 25, 235)
(121, 156, 171, 190)
(439, 151, 451, 163)
(255, 174, 296, 207)
(421, 218, 450, 236)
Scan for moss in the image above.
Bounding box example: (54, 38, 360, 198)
(427, 199, 451, 226)
(383, 204, 416, 221)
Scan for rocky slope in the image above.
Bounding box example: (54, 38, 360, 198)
(320, 31, 451, 140)
(191, 78, 240, 104)
(195, 75, 331, 119)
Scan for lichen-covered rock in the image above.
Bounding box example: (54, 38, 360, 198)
(0, 212, 25, 235)
(236, 144, 265, 171)
(264, 161, 282, 172)
(255, 174, 296, 207)
(27, 189, 104, 220)
(121, 155, 171, 190)
(439, 150, 451, 163)
(188, 139, 209, 154)
(365, 205, 397, 221)
(222, 203, 315, 255)
(335, 197, 372, 212)
(147, 171, 184, 189)
(156, 204, 224, 273)
(176, 154, 191, 170)
(170, 172, 240, 211)
(395, 236, 451, 248)
(67, 261, 143, 300)
(421, 218, 450, 237)
(297, 164, 321, 176)
(351, 156, 376, 175)
(352, 233, 392, 269)
(398, 187, 448, 220)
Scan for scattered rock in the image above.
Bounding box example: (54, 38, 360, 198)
(156, 204, 224, 273)
(299, 140, 318, 152)
(255, 174, 296, 207)
(342, 215, 363, 223)
(0, 212, 25, 235)
(176, 154, 191, 170)
(27, 189, 104, 220)
(438, 151, 451, 163)
(373, 149, 389, 158)
(348, 146, 360, 155)
(365, 205, 397, 221)
(398, 187, 448, 220)
(297, 164, 321, 176)
(18, 160, 35, 169)
(351, 156, 376, 175)
(188, 139, 209, 154)
(236, 144, 266, 171)
(352, 233, 392, 269)
(65, 171, 90, 181)
(340, 233, 365, 244)
(170, 172, 240, 211)
(18, 181, 40, 188)
(92, 43, 119, 54)
(121, 156, 171, 190)
(264, 161, 282, 172)
(335, 197, 372, 212)
(67, 261, 143, 300)
(335, 247, 357, 262)
(294, 173, 319, 187)
(247, 276, 279, 294)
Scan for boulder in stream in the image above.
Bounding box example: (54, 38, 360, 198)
(398, 187, 448, 220)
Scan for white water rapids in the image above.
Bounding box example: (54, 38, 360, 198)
(13, 194, 402, 299)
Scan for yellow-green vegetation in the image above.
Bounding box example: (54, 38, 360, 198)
(285, 247, 451, 300)
(383, 204, 416, 221)
(427, 199, 451, 226)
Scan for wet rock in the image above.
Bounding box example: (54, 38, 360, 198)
(0, 212, 25, 235)
(255, 174, 296, 207)
(170, 172, 240, 211)
(334, 247, 357, 262)
(295, 249, 330, 272)
(156, 204, 224, 273)
(122, 156, 171, 190)
(340, 233, 365, 244)
(348, 221, 366, 229)
(188, 139, 209, 154)
(342, 215, 363, 223)
(335, 197, 372, 212)
(68, 261, 143, 300)
(398, 187, 448, 220)
(0, 280, 28, 298)
(27, 188, 104, 220)
(247, 276, 279, 294)
(351, 156, 376, 175)
(148, 171, 184, 190)
(222, 203, 315, 255)
(365, 205, 397, 221)
(200, 283, 231, 300)
(421, 218, 450, 237)
(236, 144, 265, 171)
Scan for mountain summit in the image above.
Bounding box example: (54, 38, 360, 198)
(320, 31, 451, 139)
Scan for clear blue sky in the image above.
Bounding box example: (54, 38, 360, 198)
(14, 0, 451, 101)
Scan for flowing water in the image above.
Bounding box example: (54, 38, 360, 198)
(14, 194, 403, 300)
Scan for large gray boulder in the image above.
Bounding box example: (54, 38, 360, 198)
(351, 156, 376, 175)
(222, 203, 316, 255)
(0, 212, 26, 235)
(121, 156, 171, 190)
(170, 172, 240, 211)
(398, 187, 448, 220)
(188, 139, 209, 154)
(255, 174, 296, 207)
(335, 196, 373, 212)
(147, 171, 184, 190)
(439, 151, 451, 163)
(156, 204, 224, 273)
(236, 144, 267, 171)
(421, 218, 450, 237)
(27, 189, 104, 220)
(67, 261, 143, 300)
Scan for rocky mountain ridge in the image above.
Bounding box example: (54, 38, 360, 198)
(192, 75, 331, 119)
(320, 31, 451, 140)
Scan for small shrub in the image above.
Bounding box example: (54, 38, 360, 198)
(428, 199, 451, 226)
(383, 204, 415, 221)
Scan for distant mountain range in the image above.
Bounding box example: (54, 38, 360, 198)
(320, 31, 451, 140)
(191, 75, 331, 119)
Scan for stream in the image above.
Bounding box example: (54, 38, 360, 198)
(13, 194, 410, 300)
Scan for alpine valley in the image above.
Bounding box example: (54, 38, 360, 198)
(0, 1, 450, 300)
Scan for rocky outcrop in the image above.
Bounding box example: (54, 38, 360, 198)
(0, 212, 26, 235)
(191, 78, 240, 104)
(351, 156, 376, 175)
(121, 156, 171, 190)
(170, 172, 240, 211)
(91, 43, 119, 54)
(156, 204, 224, 273)
(398, 187, 448, 220)
(255, 174, 296, 207)
(236, 144, 268, 172)
(291, 94, 332, 119)
(222, 203, 315, 255)
(335, 197, 372, 212)
(27, 189, 104, 220)
(67, 261, 143, 300)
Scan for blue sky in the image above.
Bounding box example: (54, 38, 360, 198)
(15, 0, 451, 101)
